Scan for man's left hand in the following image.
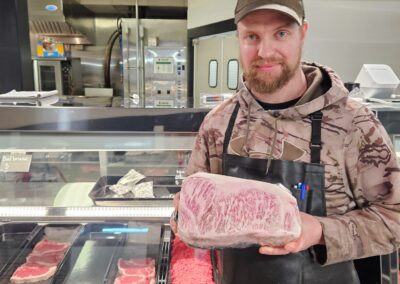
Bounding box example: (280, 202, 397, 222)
(259, 212, 324, 255)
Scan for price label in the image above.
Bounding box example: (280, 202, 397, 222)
(1, 154, 32, 172)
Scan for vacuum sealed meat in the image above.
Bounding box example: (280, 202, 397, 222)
(178, 172, 301, 248)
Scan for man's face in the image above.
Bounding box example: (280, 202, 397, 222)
(237, 9, 308, 95)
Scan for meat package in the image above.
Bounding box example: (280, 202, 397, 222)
(178, 172, 302, 248)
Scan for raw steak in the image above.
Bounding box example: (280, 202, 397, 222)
(178, 172, 301, 248)
(26, 252, 64, 266)
(31, 239, 69, 255)
(118, 258, 155, 269)
(114, 275, 155, 284)
(170, 236, 214, 284)
(10, 264, 56, 283)
(118, 258, 155, 278)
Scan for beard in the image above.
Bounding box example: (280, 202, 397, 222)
(243, 55, 300, 94)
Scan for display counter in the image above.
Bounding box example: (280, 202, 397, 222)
(0, 105, 399, 283)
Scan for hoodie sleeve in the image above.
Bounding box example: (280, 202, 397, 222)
(185, 120, 212, 176)
(315, 106, 400, 265)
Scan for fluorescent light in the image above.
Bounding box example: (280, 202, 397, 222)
(45, 5, 58, 12)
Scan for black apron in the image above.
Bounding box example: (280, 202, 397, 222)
(212, 103, 360, 284)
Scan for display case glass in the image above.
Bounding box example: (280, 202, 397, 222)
(0, 105, 399, 283)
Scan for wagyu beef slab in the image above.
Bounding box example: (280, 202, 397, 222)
(178, 172, 301, 248)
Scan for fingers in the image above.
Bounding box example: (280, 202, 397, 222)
(173, 192, 180, 210)
(259, 239, 303, 255)
(259, 246, 291, 255)
(170, 216, 178, 235)
(171, 193, 180, 235)
(283, 240, 302, 253)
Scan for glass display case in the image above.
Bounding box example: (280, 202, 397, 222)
(0, 106, 207, 283)
(0, 104, 399, 284)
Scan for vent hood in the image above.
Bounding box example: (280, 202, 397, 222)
(28, 0, 91, 45)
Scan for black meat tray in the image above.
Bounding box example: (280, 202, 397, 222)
(0, 223, 82, 284)
(104, 223, 164, 284)
(0, 223, 39, 276)
(89, 176, 180, 207)
(53, 223, 127, 284)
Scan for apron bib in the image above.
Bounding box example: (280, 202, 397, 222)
(212, 103, 359, 284)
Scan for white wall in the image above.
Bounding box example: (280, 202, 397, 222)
(188, 0, 400, 82)
(303, 0, 400, 82)
(187, 0, 235, 29)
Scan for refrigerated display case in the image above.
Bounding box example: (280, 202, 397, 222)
(0, 106, 207, 283)
(0, 104, 399, 283)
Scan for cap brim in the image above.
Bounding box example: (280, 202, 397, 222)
(235, 4, 302, 25)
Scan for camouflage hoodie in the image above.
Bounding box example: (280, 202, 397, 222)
(186, 62, 400, 265)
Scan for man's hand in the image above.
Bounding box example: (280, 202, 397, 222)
(259, 212, 324, 255)
(170, 192, 180, 234)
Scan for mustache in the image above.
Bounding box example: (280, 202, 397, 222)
(250, 58, 283, 67)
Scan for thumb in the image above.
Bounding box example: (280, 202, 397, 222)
(284, 238, 302, 252)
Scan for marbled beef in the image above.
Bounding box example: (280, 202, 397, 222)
(178, 172, 301, 248)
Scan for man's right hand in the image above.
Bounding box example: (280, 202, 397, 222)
(170, 192, 180, 234)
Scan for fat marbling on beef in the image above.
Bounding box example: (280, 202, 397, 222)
(178, 172, 301, 248)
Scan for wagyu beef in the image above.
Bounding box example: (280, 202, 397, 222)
(31, 239, 69, 255)
(178, 172, 301, 248)
(10, 264, 56, 283)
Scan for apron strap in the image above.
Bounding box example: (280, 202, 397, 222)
(310, 111, 323, 164)
(223, 102, 240, 154)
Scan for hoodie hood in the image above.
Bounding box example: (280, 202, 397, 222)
(237, 62, 349, 120)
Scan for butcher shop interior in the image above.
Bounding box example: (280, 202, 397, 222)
(0, 0, 400, 283)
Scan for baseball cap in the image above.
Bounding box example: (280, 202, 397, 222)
(235, 0, 305, 25)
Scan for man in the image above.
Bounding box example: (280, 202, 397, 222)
(172, 0, 400, 283)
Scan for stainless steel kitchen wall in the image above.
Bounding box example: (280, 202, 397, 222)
(121, 19, 187, 108)
(69, 17, 123, 96)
